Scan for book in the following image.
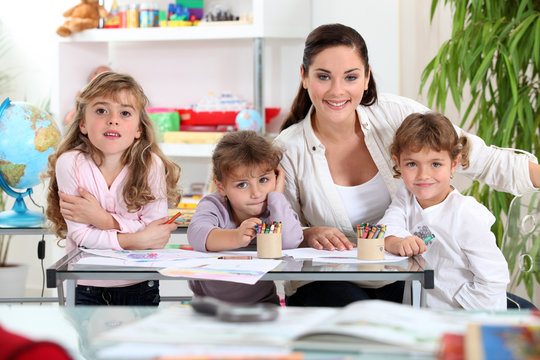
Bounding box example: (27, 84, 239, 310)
(465, 323, 540, 360)
(438, 333, 464, 360)
(97, 300, 472, 357)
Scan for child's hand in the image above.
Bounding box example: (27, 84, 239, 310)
(136, 217, 177, 249)
(385, 235, 427, 257)
(59, 187, 113, 229)
(274, 166, 286, 194)
(236, 218, 262, 248)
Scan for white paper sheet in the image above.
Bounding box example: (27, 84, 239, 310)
(284, 248, 408, 263)
(159, 258, 282, 284)
(82, 248, 212, 261)
(97, 342, 292, 360)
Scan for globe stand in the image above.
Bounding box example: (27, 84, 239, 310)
(0, 174, 44, 228)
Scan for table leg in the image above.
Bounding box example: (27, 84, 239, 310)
(57, 281, 65, 305)
(411, 280, 421, 308)
(66, 280, 76, 306)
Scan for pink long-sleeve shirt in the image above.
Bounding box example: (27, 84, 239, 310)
(55, 149, 168, 287)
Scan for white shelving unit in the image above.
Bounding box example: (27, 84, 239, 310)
(158, 143, 215, 158)
(52, 0, 311, 185)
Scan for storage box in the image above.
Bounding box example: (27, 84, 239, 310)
(176, 107, 280, 127)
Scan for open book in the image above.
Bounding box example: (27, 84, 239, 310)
(465, 322, 540, 360)
(97, 300, 472, 356)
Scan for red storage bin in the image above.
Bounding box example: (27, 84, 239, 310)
(176, 108, 280, 127)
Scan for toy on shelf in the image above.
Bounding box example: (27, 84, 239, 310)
(198, 3, 252, 26)
(56, 0, 108, 37)
(104, 0, 120, 28)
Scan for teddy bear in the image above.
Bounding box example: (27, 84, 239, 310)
(56, 0, 108, 37)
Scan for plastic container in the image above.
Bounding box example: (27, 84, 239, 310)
(127, 4, 139, 28)
(118, 4, 128, 28)
(153, 3, 160, 27)
(140, 3, 152, 28)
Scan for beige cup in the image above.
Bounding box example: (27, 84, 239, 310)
(257, 233, 282, 259)
(357, 237, 384, 260)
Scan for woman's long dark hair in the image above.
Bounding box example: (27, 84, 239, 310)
(281, 23, 378, 131)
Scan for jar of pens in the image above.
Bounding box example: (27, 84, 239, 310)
(255, 221, 282, 259)
(356, 223, 386, 260)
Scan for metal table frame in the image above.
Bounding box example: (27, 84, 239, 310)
(47, 249, 434, 307)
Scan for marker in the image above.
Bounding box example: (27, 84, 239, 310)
(166, 211, 182, 224)
(423, 234, 435, 244)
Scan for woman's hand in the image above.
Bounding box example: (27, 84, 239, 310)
(236, 218, 262, 248)
(529, 162, 540, 188)
(274, 166, 286, 194)
(385, 235, 427, 257)
(303, 226, 355, 251)
(59, 187, 116, 230)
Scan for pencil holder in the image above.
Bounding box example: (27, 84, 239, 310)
(357, 237, 384, 260)
(257, 233, 282, 259)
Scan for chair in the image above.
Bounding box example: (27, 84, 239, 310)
(501, 190, 540, 310)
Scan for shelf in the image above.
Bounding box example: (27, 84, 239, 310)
(61, 25, 262, 42)
(159, 143, 215, 158)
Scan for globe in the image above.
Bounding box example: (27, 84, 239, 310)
(235, 109, 262, 132)
(0, 98, 61, 227)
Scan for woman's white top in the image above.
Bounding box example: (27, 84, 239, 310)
(335, 172, 391, 227)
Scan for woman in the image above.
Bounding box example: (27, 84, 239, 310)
(274, 23, 540, 307)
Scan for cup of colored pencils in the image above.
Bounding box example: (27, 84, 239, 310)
(256, 221, 282, 259)
(356, 222, 385, 260)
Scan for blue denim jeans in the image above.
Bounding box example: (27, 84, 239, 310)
(75, 280, 160, 306)
(285, 281, 405, 307)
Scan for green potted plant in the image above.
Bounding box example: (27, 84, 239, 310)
(421, 0, 539, 299)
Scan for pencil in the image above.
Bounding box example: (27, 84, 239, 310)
(166, 211, 182, 224)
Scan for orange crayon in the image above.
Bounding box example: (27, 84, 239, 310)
(166, 211, 182, 224)
(367, 225, 377, 239)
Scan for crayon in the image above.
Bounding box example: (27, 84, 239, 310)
(378, 225, 386, 239)
(166, 211, 182, 224)
(367, 225, 377, 239)
(423, 234, 435, 244)
(373, 225, 381, 239)
(363, 223, 370, 239)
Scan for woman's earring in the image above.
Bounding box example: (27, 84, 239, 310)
(450, 173, 454, 179)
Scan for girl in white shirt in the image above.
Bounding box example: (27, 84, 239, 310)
(381, 112, 509, 310)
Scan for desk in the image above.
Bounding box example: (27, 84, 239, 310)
(0, 227, 187, 304)
(0, 226, 50, 235)
(0, 227, 188, 235)
(47, 249, 434, 307)
(0, 303, 446, 360)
